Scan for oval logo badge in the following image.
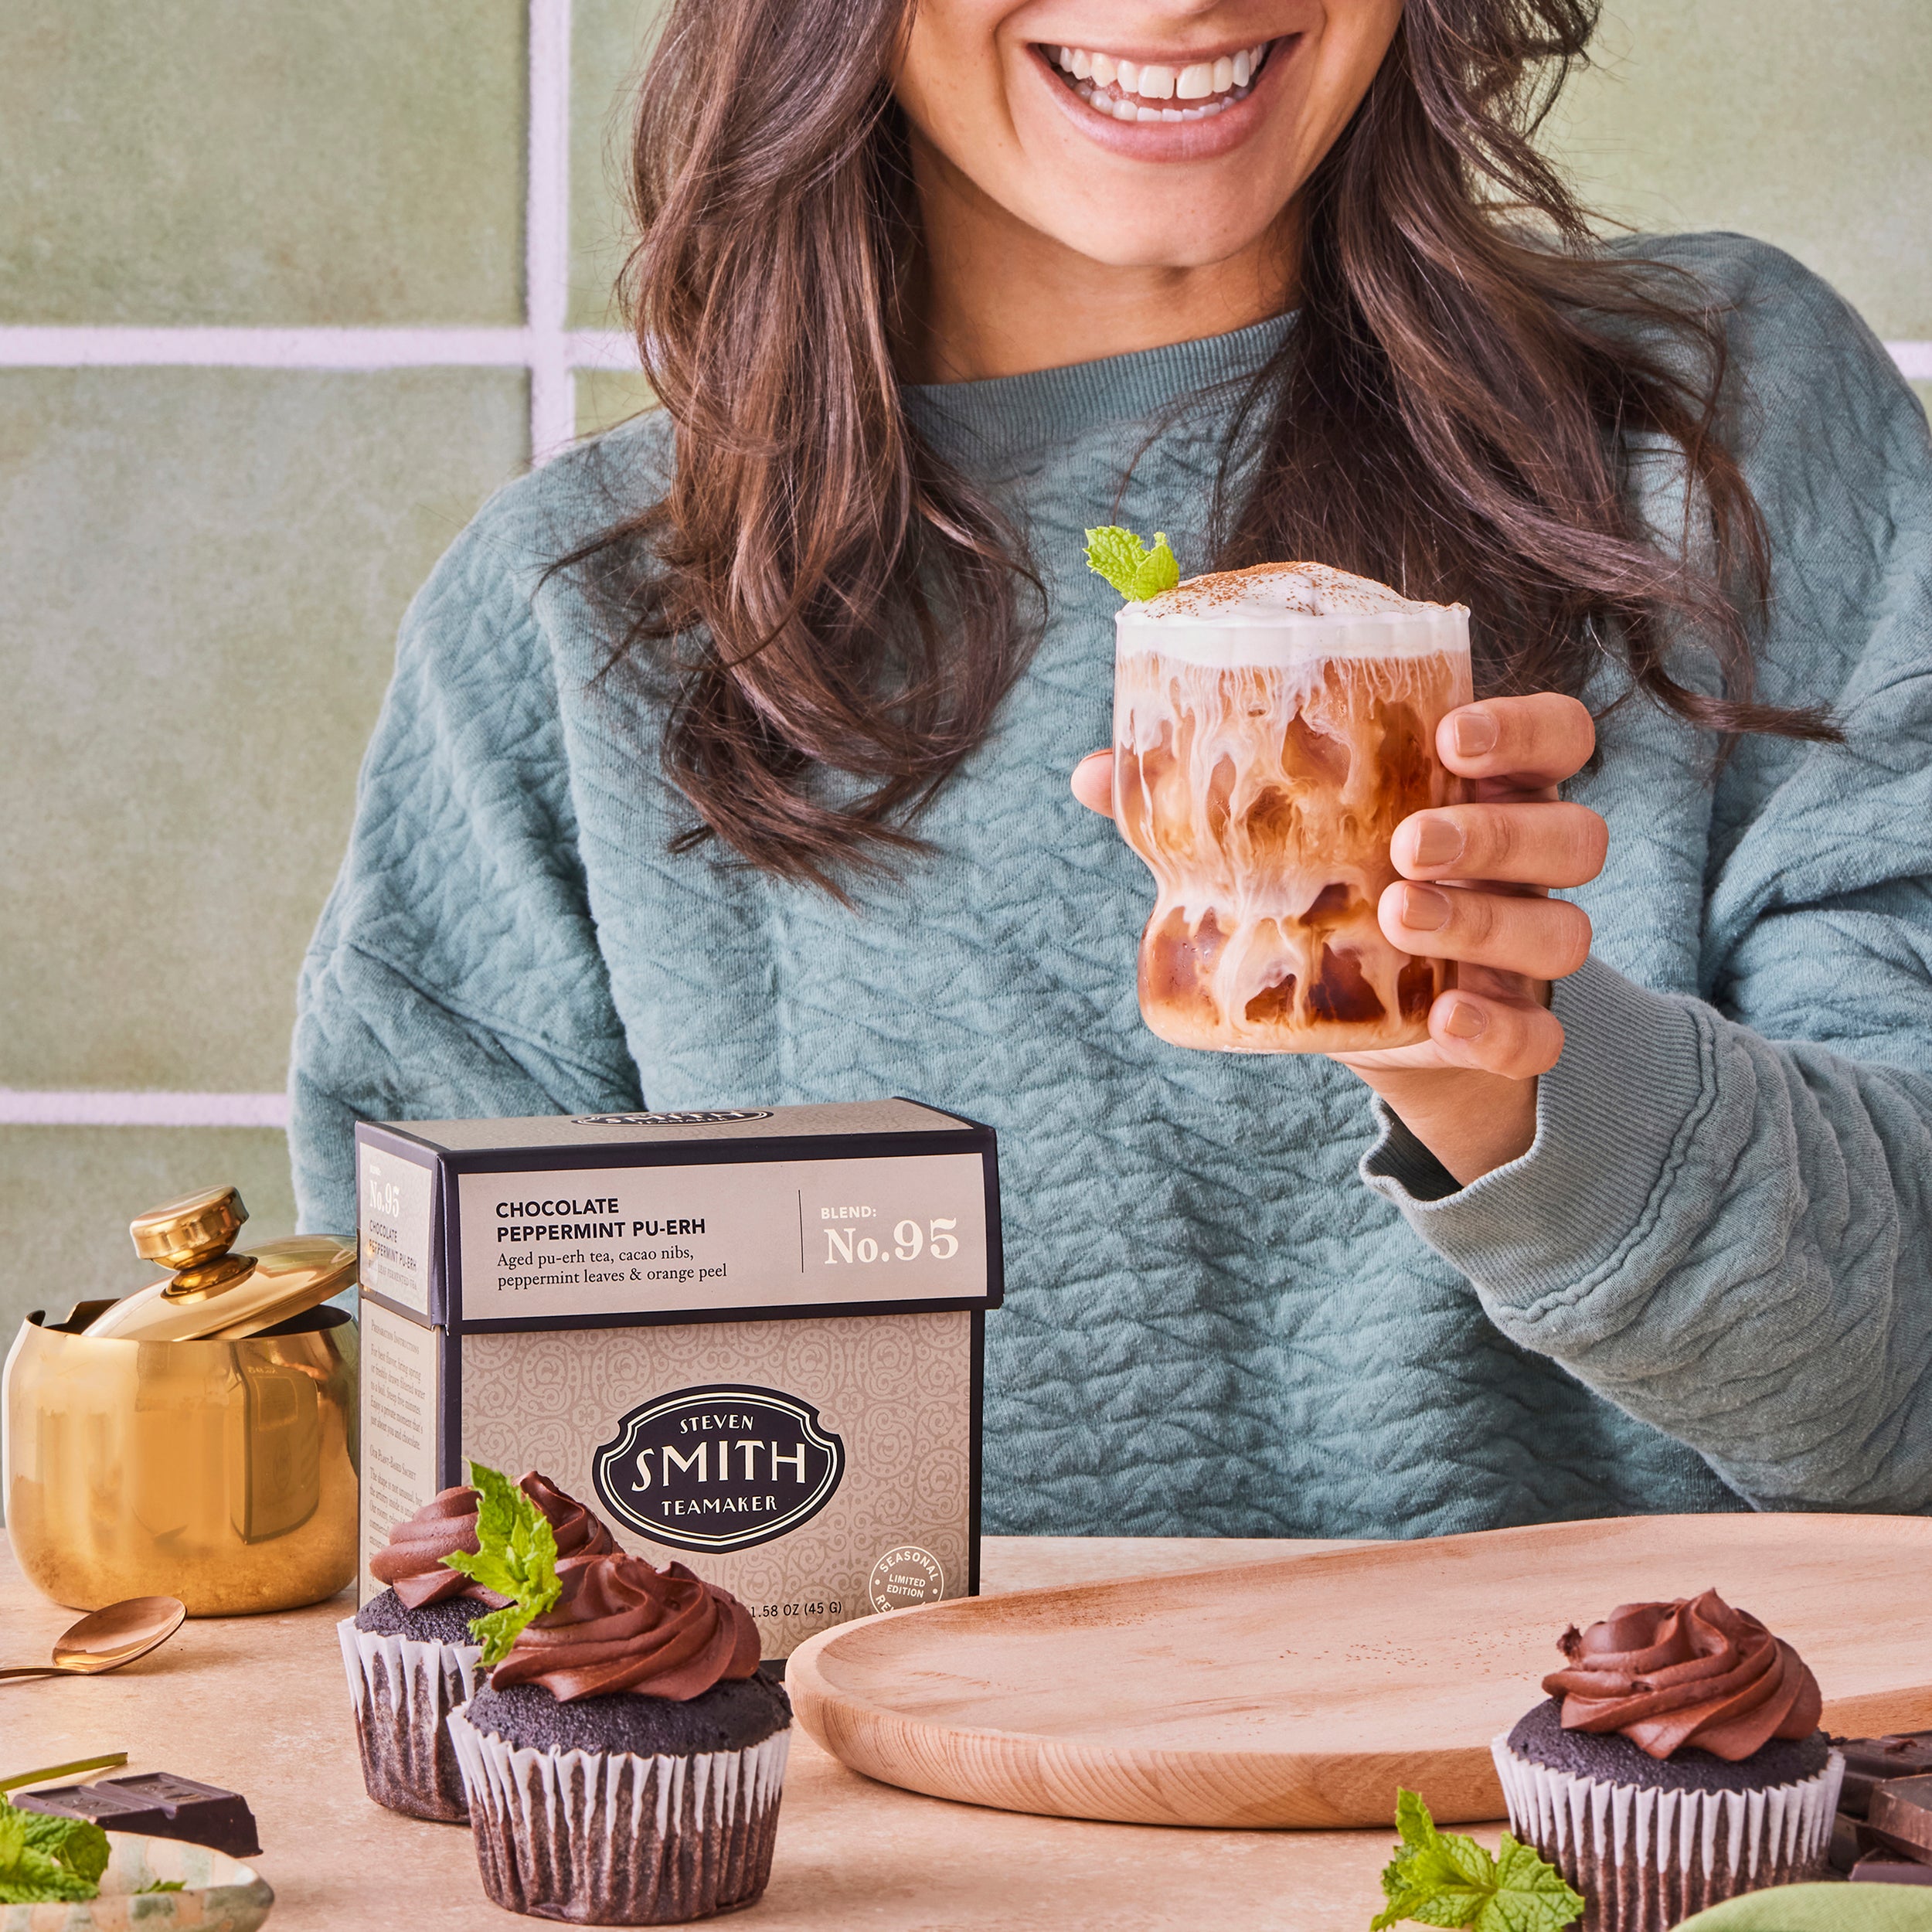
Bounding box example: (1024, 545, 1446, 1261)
(590, 1383, 845, 1553)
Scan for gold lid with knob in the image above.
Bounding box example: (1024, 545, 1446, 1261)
(130, 1185, 249, 1271)
(83, 1186, 357, 1342)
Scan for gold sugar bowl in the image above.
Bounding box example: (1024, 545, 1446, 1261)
(2, 1185, 359, 1615)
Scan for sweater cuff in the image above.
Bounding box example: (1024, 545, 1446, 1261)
(1359, 957, 1715, 1308)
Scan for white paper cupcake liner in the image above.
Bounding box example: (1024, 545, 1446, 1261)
(1492, 1736, 1845, 1932)
(448, 1701, 789, 1925)
(337, 1615, 481, 1823)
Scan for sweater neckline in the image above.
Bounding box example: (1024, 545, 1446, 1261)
(903, 311, 1294, 468)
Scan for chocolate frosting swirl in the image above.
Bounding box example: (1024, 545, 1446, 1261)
(368, 1471, 617, 1610)
(1541, 1588, 1823, 1761)
(487, 1552, 762, 1702)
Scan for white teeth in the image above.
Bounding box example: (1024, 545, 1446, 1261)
(1052, 39, 1270, 121)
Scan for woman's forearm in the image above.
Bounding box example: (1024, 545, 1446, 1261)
(1362, 957, 1932, 1512)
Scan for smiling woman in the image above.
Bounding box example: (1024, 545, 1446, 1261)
(292, 0, 1932, 1543)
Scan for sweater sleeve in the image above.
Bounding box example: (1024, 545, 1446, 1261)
(289, 495, 641, 1237)
(1362, 240, 1932, 1512)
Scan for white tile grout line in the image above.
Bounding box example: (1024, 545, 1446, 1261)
(526, 0, 577, 461)
(0, 326, 639, 370)
(0, 1090, 291, 1129)
(0, 325, 1922, 379)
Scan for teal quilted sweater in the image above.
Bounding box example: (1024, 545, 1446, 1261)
(292, 235, 1932, 1536)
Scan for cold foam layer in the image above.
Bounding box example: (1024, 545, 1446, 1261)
(1117, 561, 1468, 666)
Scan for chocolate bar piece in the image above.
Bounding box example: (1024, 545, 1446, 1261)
(1868, 1773, 1932, 1865)
(14, 1772, 260, 1859)
(1837, 1732, 1932, 1818)
(1830, 1811, 1864, 1873)
(1853, 1855, 1932, 1886)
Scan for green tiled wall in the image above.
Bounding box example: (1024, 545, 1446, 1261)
(570, 0, 662, 332)
(2, 1130, 298, 1325)
(1552, 0, 1931, 343)
(1, 3, 528, 327)
(0, 369, 529, 1095)
(2, 4, 1924, 1423)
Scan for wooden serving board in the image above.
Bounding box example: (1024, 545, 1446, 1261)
(787, 1512, 1932, 1829)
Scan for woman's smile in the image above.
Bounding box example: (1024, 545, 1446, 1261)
(1026, 32, 1297, 159)
(1039, 36, 1277, 124)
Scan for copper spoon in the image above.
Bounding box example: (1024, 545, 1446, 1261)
(0, 1597, 185, 1683)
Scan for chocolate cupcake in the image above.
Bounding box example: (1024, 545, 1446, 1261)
(338, 1471, 617, 1821)
(1492, 1590, 1845, 1932)
(448, 1551, 790, 1924)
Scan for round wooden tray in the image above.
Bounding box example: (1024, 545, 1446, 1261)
(787, 1512, 1932, 1828)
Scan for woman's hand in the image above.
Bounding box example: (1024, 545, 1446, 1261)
(1070, 693, 1607, 1186)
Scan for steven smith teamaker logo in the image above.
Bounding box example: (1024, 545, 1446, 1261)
(591, 1383, 845, 1554)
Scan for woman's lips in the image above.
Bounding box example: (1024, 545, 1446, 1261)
(1028, 34, 1298, 162)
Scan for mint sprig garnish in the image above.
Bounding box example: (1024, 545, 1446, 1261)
(441, 1460, 563, 1667)
(1372, 1789, 1583, 1932)
(1084, 526, 1180, 601)
(0, 1794, 111, 1905)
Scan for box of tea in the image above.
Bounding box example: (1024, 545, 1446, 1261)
(352, 1098, 1000, 1656)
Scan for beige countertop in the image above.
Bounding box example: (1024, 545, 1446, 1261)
(1, 1533, 1462, 1930)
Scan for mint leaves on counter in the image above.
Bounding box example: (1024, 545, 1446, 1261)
(441, 1460, 563, 1667)
(0, 1793, 110, 1905)
(1372, 1789, 1583, 1932)
(1084, 526, 1180, 601)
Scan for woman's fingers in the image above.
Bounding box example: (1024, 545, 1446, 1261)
(1427, 987, 1567, 1078)
(1071, 750, 1114, 816)
(1390, 801, 1607, 889)
(1379, 879, 1594, 981)
(1438, 694, 1595, 789)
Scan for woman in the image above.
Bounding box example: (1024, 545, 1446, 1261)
(294, 0, 1932, 1533)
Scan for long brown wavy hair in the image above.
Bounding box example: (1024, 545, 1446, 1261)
(563, 0, 1835, 894)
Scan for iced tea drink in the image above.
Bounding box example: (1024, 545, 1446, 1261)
(1114, 562, 1472, 1053)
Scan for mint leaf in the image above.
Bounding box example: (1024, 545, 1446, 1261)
(1083, 526, 1180, 601)
(1371, 1789, 1582, 1932)
(467, 1602, 532, 1668)
(445, 1460, 562, 1667)
(0, 1799, 98, 1903)
(1486, 1837, 1587, 1932)
(21, 1808, 108, 1884)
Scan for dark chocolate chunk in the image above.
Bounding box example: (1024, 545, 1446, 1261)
(1869, 1774, 1932, 1862)
(1507, 1696, 1831, 1794)
(464, 1667, 791, 1760)
(352, 1587, 485, 1646)
(1853, 1856, 1932, 1887)
(1836, 1732, 1932, 1818)
(1832, 1811, 1864, 1873)
(1859, 1821, 1932, 1867)
(15, 1772, 260, 1859)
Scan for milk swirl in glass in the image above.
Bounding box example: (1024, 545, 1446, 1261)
(1113, 563, 1472, 1053)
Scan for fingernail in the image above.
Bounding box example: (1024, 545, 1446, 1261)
(1409, 816, 1464, 869)
(1400, 884, 1451, 931)
(1440, 997, 1488, 1040)
(1452, 709, 1498, 757)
